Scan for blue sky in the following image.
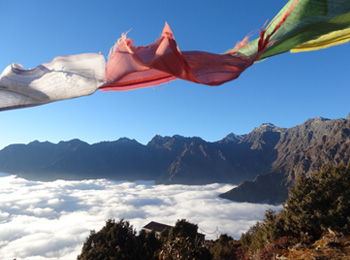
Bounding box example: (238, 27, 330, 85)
(0, 0, 349, 149)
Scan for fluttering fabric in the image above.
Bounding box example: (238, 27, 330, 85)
(233, 0, 350, 59)
(100, 3, 295, 91)
(1, 0, 350, 111)
(291, 28, 350, 53)
(100, 22, 271, 91)
(0, 53, 105, 111)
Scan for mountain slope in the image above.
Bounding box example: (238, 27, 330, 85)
(1, 114, 350, 204)
(220, 114, 350, 203)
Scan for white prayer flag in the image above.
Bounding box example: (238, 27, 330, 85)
(0, 53, 105, 111)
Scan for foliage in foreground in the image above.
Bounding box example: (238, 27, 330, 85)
(240, 163, 350, 258)
(77, 218, 160, 260)
(159, 219, 212, 260)
(77, 163, 350, 259)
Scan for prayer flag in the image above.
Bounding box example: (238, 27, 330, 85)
(0, 53, 105, 111)
(1, 0, 350, 111)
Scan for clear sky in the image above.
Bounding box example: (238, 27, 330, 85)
(0, 0, 349, 149)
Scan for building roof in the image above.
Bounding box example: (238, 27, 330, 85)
(143, 221, 172, 233)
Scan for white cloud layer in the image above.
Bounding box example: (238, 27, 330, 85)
(0, 173, 281, 260)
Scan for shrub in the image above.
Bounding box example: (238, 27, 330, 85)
(77, 219, 160, 260)
(280, 164, 350, 241)
(240, 163, 350, 257)
(159, 219, 211, 260)
(240, 210, 280, 254)
(210, 234, 239, 260)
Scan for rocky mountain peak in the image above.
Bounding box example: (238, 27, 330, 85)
(147, 135, 173, 149)
(57, 139, 89, 149)
(241, 123, 284, 150)
(253, 123, 286, 133)
(116, 137, 137, 144)
(220, 133, 245, 143)
(304, 116, 330, 127)
(172, 134, 184, 140)
(258, 122, 276, 129)
(28, 140, 54, 146)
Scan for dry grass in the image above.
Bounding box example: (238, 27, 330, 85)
(276, 232, 350, 260)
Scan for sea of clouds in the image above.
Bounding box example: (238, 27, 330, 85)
(0, 173, 282, 260)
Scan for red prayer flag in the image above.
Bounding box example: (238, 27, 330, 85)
(101, 23, 265, 91)
(101, 1, 296, 91)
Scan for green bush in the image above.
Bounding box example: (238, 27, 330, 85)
(160, 219, 211, 260)
(240, 163, 350, 256)
(280, 163, 350, 241)
(168, 219, 199, 241)
(240, 210, 280, 254)
(77, 219, 160, 260)
(209, 234, 239, 260)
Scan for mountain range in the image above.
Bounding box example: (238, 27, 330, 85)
(1, 114, 349, 204)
